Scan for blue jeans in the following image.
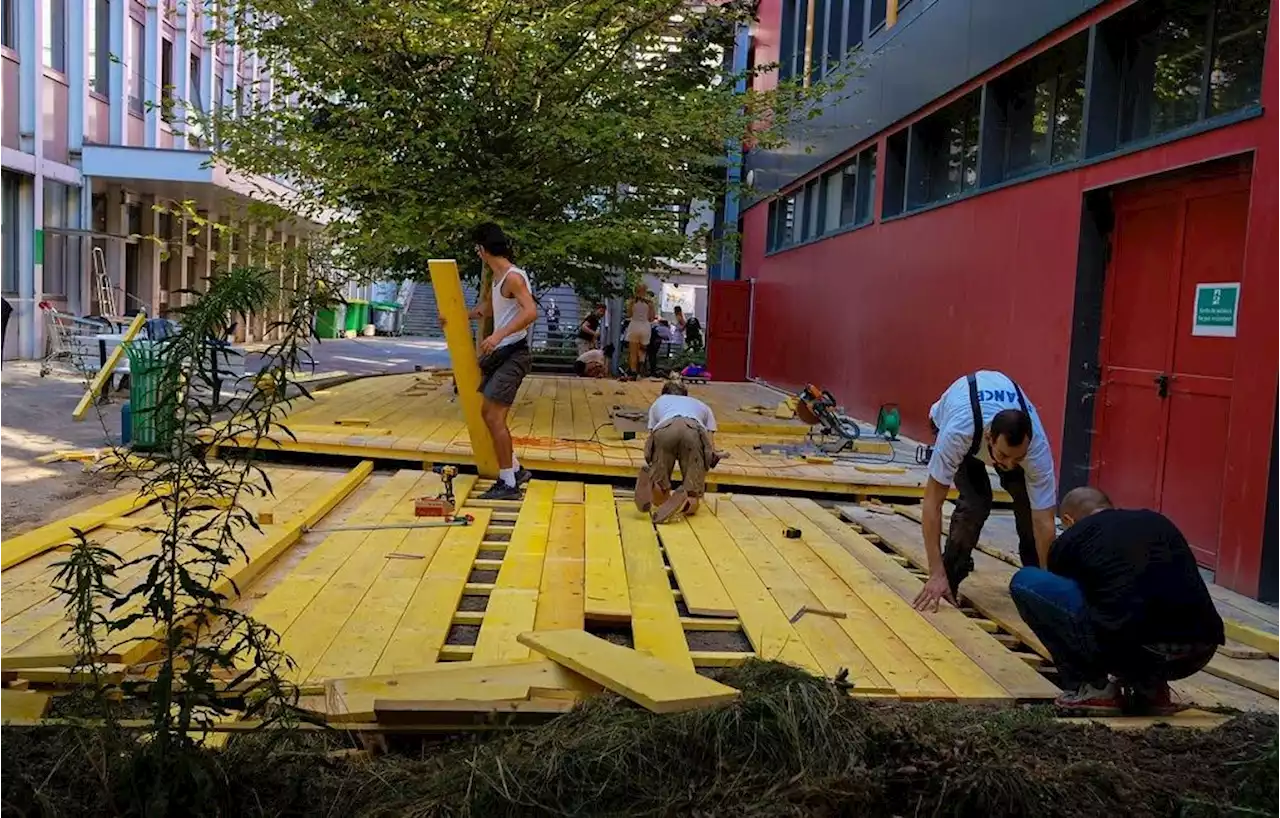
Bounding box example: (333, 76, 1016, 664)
(1009, 568, 1106, 690)
(1009, 568, 1218, 691)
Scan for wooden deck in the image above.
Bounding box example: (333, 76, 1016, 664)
(213, 373, 972, 499)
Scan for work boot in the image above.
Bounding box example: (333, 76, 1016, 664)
(652, 488, 690, 524)
(515, 467, 533, 486)
(1125, 682, 1187, 717)
(941, 541, 975, 599)
(634, 466, 656, 512)
(1054, 680, 1122, 714)
(477, 480, 521, 501)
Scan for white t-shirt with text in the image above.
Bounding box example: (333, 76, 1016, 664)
(926, 370, 1057, 510)
(648, 395, 717, 433)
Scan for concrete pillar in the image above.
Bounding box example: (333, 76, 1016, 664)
(144, 3, 161, 147)
(108, 0, 126, 143)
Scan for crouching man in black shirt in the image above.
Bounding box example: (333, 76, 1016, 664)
(1009, 486, 1223, 714)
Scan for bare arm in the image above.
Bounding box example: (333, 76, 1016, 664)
(1032, 508, 1056, 568)
(469, 298, 492, 320)
(912, 476, 957, 611)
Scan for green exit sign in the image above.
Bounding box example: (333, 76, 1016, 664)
(1192, 282, 1240, 338)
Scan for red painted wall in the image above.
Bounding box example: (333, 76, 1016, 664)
(741, 5, 1279, 596)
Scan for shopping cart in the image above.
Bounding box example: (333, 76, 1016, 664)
(39, 301, 116, 378)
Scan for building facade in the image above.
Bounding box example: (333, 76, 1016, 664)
(1, 0, 326, 361)
(730, 0, 1276, 599)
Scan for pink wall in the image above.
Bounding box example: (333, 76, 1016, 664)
(128, 113, 144, 146)
(41, 74, 69, 163)
(87, 96, 110, 144)
(2, 55, 18, 148)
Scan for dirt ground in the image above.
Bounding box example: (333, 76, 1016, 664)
(0, 361, 130, 537)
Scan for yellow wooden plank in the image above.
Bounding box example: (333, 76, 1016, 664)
(782, 502, 1013, 702)
(72, 312, 147, 421)
(1, 486, 169, 570)
(684, 512, 823, 674)
(616, 502, 693, 670)
(518, 629, 738, 713)
(534, 505, 585, 630)
(473, 481, 556, 663)
(1223, 619, 1279, 658)
(428, 258, 498, 476)
(655, 519, 735, 617)
(583, 484, 631, 622)
(553, 481, 585, 504)
(717, 498, 897, 693)
(326, 658, 598, 722)
(1, 689, 52, 722)
(1202, 653, 1279, 698)
(373, 512, 496, 675)
(680, 616, 743, 632)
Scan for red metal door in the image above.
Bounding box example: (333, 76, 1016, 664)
(1094, 162, 1249, 567)
(706, 280, 753, 383)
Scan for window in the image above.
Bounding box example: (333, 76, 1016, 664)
(2, 171, 19, 295)
(843, 0, 864, 54)
(869, 0, 887, 31)
(881, 129, 909, 218)
(129, 19, 145, 114)
(801, 179, 821, 241)
(189, 53, 203, 112)
(42, 181, 75, 297)
(768, 194, 796, 251)
(991, 32, 1087, 180)
(768, 142, 878, 252)
(838, 161, 857, 225)
(89, 0, 110, 95)
(812, 0, 828, 76)
(855, 146, 877, 224)
(909, 90, 981, 208)
(821, 167, 842, 233)
(2, 0, 16, 49)
(43, 0, 66, 71)
(779, 0, 809, 82)
(1107, 0, 1268, 147)
(782, 0, 861, 82)
(161, 38, 174, 111)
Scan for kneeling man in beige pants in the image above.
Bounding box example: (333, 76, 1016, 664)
(635, 380, 719, 522)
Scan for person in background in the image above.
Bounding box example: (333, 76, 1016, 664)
(682, 313, 703, 351)
(576, 303, 606, 356)
(546, 298, 561, 336)
(672, 305, 687, 346)
(573, 344, 615, 378)
(634, 380, 720, 523)
(1009, 487, 1224, 714)
(467, 222, 537, 500)
(624, 284, 654, 375)
(647, 318, 673, 375)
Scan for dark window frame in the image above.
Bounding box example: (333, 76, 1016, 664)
(2, 0, 17, 50)
(1, 171, 20, 295)
(90, 0, 110, 96)
(990, 31, 1089, 182)
(43, 0, 66, 71)
(129, 17, 146, 114)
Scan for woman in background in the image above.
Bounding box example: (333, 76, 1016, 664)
(625, 283, 654, 374)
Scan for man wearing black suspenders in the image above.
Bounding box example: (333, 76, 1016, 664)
(913, 371, 1059, 612)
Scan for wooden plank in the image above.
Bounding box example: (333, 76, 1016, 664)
(714, 499, 894, 691)
(616, 503, 693, 669)
(1, 486, 168, 570)
(428, 258, 498, 476)
(519, 629, 738, 713)
(72, 312, 147, 421)
(680, 617, 743, 632)
(1224, 619, 1280, 658)
(784, 498, 1057, 700)
(1, 689, 52, 722)
(745, 497, 1009, 702)
(655, 519, 735, 618)
(685, 512, 823, 674)
(473, 481, 555, 663)
(1057, 709, 1230, 731)
(326, 659, 598, 722)
(1202, 652, 1279, 698)
(372, 697, 577, 726)
(553, 481, 585, 504)
(583, 484, 631, 622)
(534, 505, 586, 630)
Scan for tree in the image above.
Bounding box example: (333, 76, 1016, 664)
(213, 0, 845, 296)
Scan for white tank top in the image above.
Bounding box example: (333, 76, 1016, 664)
(630, 299, 651, 324)
(491, 265, 530, 348)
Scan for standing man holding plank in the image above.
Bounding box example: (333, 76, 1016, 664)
(913, 370, 1059, 612)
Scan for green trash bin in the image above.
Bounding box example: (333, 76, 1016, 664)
(344, 299, 370, 334)
(315, 304, 345, 339)
(125, 340, 179, 451)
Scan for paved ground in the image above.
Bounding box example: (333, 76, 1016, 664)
(0, 336, 449, 537)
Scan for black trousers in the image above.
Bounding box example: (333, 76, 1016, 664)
(943, 455, 1038, 594)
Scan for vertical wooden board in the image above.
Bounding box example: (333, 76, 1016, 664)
(553, 481, 585, 504)
(428, 258, 498, 476)
(473, 481, 556, 663)
(782, 498, 1059, 701)
(569, 384, 605, 466)
(550, 379, 576, 462)
(583, 484, 631, 621)
(685, 512, 823, 674)
(655, 520, 735, 617)
(616, 503, 693, 670)
(534, 505, 586, 630)
(716, 499, 896, 692)
(373, 508, 494, 675)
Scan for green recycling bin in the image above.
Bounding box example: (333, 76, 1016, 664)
(125, 339, 179, 451)
(315, 305, 345, 339)
(344, 299, 370, 334)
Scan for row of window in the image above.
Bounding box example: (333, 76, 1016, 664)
(766, 0, 1267, 252)
(766, 145, 877, 251)
(779, 0, 912, 85)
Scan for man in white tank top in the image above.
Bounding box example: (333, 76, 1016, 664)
(467, 223, 538, 500)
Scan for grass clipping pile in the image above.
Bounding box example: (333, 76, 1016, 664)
(4, 662, 1277, 817)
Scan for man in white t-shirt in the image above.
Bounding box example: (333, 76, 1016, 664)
(634, 380, 719, 523)
(913, 370, 1058, 612)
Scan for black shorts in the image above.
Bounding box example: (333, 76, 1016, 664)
(478, 340, 531, 406)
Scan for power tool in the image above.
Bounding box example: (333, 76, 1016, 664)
(416, 464, 460, 517)
(795, 384, 862, 454)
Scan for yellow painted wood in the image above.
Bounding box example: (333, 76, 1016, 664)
(1, 486, 169, 570)
(518, 629, 739, 713)
(326, 659, 597, 722)
(583, 484, 631, 621)
(428, 258, 498, 476)
(473, 481, 555, 663)
(690, 650, 754, 667)
(1203, 653, 1279, 698)
(1, 689, 52, 722)
(685, 512, 823, 674)
(553, 481, 585, 504)
(655, 519, 735, 617)
(680, 617, 743, 632)
(72, 312, 147, 421)
(453, 610, 486, 626)
(717, 499, 897, 693)
(534, 505, 585, 630)
(438, 645, 476, 661)
(1223, 619, 1279, 658)
(616, 502, 693, 670)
